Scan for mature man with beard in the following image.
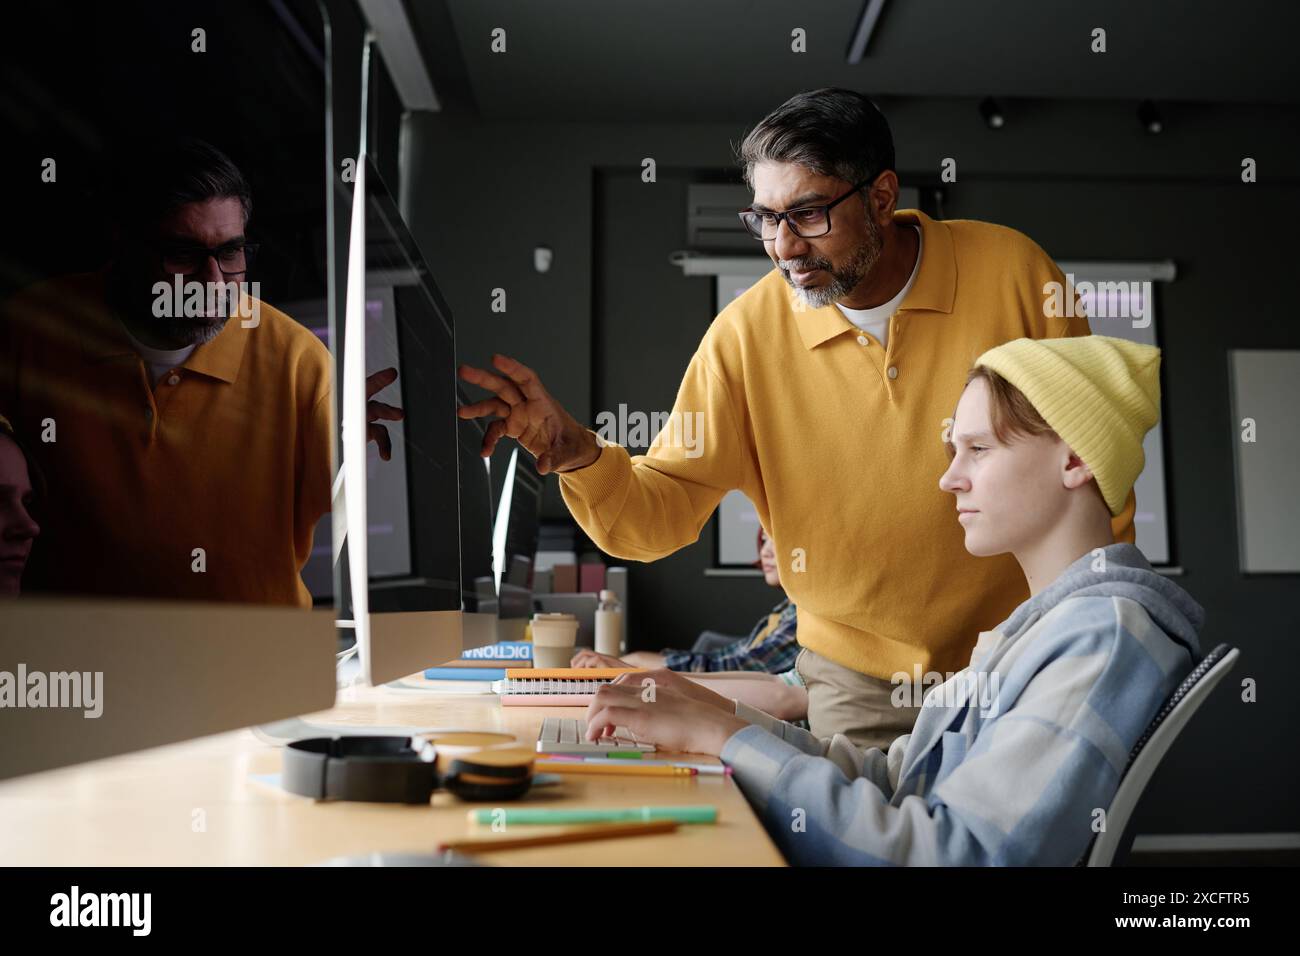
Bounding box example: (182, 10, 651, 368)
(0, 139, 400, 606)
(459, 88, 1137, 750)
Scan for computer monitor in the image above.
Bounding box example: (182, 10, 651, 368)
(457, 385, 499, 650)
(294, 295, 409, 607)
(337, 155, 464, 685)
(491, 446, 543, 624)
(295, 178, 501, 665)
(297, 346, 497, 658)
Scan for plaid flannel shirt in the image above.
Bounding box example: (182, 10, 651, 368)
(663, 599, 798, 674)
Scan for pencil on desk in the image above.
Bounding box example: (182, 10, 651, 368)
(437, 819, 679, 853)
(535, 760, 696, 777)
(536, 753, 733, 775)
(468, 805, 718, 826)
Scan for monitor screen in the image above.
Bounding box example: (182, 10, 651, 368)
(295, 162, 463, 615)
(457, 386, 497, 610)
(492, 447, 542, 594)
(295, 290, 426, 601)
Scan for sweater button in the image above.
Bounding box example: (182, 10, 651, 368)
(887, 365, 899, 379)
(856, 334, 869, 346)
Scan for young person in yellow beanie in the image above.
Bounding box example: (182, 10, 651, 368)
(581, 335, 1204, 865)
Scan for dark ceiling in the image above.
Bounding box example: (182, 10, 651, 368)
(406, 0, 1300, 121)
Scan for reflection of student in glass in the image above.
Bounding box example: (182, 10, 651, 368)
(0, 139, 401, 605)
(0, 414, 41, 596)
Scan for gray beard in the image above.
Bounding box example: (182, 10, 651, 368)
(145, 281, 236, 346)
(108, 268, 236, 348)
(153, 315, 229, 346)
(783, 217, 884, 310)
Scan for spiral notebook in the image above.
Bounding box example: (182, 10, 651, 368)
(492, 668, 642, 706)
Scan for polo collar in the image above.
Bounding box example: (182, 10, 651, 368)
(794, 208, 956, 351)
(182, 303, 251, 384)
(894, 207, 956, 316)
(73, 270, 250, 383)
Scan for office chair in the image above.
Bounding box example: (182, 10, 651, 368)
(1077, 643, 1240, 867)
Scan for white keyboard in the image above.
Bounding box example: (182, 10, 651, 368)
(536, 717, 657, 755)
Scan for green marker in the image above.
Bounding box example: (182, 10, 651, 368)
(468, 805, 718, 826)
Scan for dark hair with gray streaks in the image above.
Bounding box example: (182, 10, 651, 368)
(112, 137, 252, 233)
(738, 88, 895, 202)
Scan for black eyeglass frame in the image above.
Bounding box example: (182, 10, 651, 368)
(152, 240, 261, 277)
(738, 175, 878, 240)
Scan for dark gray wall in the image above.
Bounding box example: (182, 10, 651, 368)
(593, 166, 781, 647)
(405, 97, 1300, 835)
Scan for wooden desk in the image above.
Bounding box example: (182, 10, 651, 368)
(0, 679, 786, 866)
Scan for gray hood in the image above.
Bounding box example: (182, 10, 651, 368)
(993, 543, 1204, 660)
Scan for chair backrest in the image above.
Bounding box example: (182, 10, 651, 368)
(1081, 643, 1239, 867)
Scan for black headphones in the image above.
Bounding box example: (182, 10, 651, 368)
(282, 735, 534, 804)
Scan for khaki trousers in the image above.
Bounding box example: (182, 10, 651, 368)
(796, 647, 922, 751)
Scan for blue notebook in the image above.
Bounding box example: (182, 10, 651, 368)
(423, 642, 535, 681)
(421, 666, 507, 681)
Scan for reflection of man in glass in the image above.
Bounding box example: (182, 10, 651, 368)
(0, 139, 400, 605)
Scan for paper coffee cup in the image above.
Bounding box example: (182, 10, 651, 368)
(530, 612, 580, 668)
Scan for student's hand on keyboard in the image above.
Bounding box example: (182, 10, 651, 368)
(609, 668, 734, 714)
(584, 682, 749, 756)
(570, 649, 630, 668)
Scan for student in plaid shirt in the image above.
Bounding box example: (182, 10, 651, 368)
(662, 597, 798, 674)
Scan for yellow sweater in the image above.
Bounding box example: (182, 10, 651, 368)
(560, 209, 1135, 680)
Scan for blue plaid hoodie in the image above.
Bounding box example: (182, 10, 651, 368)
(719, 544, 1204, 865)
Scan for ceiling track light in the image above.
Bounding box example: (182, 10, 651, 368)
(979, 97, 1004, 129)
(1138, 99, 1163, 134)
(846, 0, 889, 64)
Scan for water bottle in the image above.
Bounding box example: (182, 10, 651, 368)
(594, 589, 623, 657)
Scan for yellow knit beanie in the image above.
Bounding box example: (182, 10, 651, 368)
(973, 336, 1161, 516)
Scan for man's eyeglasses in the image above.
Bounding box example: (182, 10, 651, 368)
(156, 241, 260, 277)
(738, 176, 875, 240)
